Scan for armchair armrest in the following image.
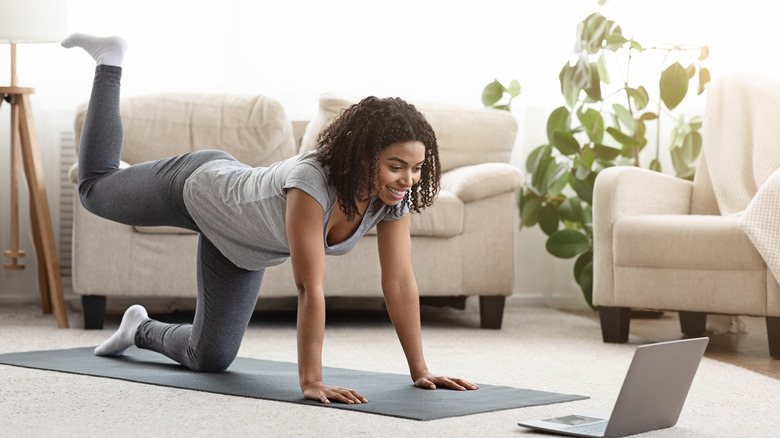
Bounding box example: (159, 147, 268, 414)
(594, 166, 693, 222)
(593, 166, 693, 306)
(441, 163, 523, 202)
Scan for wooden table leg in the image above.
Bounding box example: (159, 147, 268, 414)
(28, 197, 53, 313)
(3, 94, 28, 272)
(16, 93, 68, 328)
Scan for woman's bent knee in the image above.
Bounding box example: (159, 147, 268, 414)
(188, 350, 236, 373)
(78, 178, 104, 216)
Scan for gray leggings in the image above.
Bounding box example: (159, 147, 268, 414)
(80, 65, 264, 371)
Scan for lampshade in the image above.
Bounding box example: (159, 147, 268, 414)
(0, 0, 68, 44)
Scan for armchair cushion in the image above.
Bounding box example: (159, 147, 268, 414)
(613, 215, 764, 270)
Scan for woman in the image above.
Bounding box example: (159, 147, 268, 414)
(62, 34, 478, 405)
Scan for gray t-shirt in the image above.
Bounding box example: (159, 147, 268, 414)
(182, 150, 408, 270)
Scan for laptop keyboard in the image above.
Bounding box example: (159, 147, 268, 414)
(565, 421, 608, 435)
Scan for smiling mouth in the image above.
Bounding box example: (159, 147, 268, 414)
(387, 186, 407, 197)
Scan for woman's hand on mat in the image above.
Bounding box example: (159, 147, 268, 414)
(302, 381, 368, 405)
(413, 371, 479, 391)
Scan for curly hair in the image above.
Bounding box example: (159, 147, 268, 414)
(316, 96, 441, 221)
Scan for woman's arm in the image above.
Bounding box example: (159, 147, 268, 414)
(286, 188, 366, 404)
(376, 215, 478, 391)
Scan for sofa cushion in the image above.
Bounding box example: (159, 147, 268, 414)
(75, 93, 296, 168)
(405, 189, 463, 237)
(299, 93, 517, 173)
(613, 214, 765, 270)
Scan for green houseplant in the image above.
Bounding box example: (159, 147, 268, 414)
(484, 11, 711, 309)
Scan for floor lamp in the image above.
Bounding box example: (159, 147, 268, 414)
(0, 0, 69, 328)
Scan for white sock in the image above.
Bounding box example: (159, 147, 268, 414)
(94, 304, 148, 357)
(61, 33, 127, 67)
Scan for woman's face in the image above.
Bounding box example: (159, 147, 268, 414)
(370, 141, 426, 205)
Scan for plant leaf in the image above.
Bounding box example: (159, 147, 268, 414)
(605, 33, 627, 50)
(584, 64, 602, 101)
(612, 103, 634, 132)
(582, 13, 607, 53)
(683, 131, 703, 164)
(686, 63, 696, 79)
(552, 129, 581, 155)
(574, 250, 594, 285)
(508, 79, 522, 97)
(596, 52, 610, 84)
(482, 79, 505, 107)
(573, 172, 596, 205)
(547, 169, 571, 199)
(627, 86, 649, 111)
(544, 163, 570, 198)
(577, 108, 604, 143)
(558, 195, 582, 222)
(546, 229, 590, 259)
(547, 107, 571, 144)
(699, 45, 709, 61)
(660, 62, 689, 110)
(689, 115, 703, 130)
(525, 144, 552, 174)
(572, 56, 592, 91)
(593, 143, 621, 160)
(581, 205, 593, 232)
(578, 261, 595, 310)
(532, 156, 555, 194)
(698, 67, 711, 95)
(560, 63, 580, 108)
(606, 126, 641, 148)
(539, 203, 560, 236)
(519, 195, 542, 228)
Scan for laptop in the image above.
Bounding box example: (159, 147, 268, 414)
(518, 337, 709, 438)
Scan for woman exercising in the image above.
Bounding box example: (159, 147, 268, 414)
(62, 34, 478, 405)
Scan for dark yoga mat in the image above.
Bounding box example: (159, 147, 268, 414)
(0, 347, 587, 420)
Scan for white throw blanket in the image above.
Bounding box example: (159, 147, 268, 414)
(703, 74, 780, 282)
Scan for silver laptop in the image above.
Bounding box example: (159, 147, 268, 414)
(518, 337, 709, 438)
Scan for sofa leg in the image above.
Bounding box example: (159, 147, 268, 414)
(679, 311, 707, 337)
(479, 296, 505, 329)
(767, 317, 780, 359)
(599, 306, 630, 343)
(82, 295, 107, 330)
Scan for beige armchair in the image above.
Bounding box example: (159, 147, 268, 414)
(593, 75, 780, 358)
(70, 92, 522, 330)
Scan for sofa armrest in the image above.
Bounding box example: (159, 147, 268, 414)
(441, 163, 523, 202)
(68, 160, 132, 184)
(593, 166, 693, 306)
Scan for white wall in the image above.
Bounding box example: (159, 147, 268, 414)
(0, 0, 777, 309)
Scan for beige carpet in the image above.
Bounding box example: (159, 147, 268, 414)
(0, 301, 777, 437)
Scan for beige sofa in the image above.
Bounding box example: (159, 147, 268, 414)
(593, 75, 780, 358)
(70, 93, 522, 330)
